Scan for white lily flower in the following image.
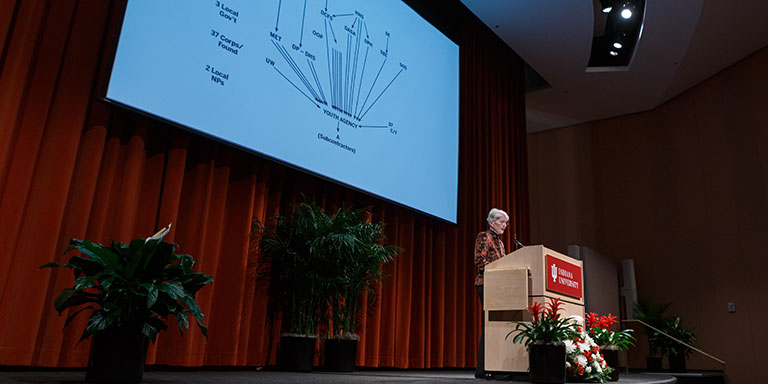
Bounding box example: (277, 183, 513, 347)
(585, 366, 592, 373)
(146, 223, 172, 243)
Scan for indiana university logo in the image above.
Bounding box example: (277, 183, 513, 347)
(551, 263, 558, 282)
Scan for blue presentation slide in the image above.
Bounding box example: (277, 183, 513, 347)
(107, 0, 460, 223)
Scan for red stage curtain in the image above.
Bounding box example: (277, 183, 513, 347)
(0, 0, 528, 368)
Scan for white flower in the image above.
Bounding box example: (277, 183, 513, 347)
(566, 362, 571, 368)
(594, 361, 602, 372)
(578, 340, 590, 352)
(576, 355, 587, 367)
(570, 315, 584, 324)
(564, 340, 577, 354)
(585, 366, 592, 373)
(146, 223, 172, 243)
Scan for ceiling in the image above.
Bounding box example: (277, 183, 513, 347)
(459, 0, 768, 132)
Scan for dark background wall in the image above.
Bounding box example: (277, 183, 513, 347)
(528, 45, 768, 384)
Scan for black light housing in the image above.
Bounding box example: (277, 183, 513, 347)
(588, 0, 646, 68)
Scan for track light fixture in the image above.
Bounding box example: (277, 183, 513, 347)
(589, 0, 645, 68)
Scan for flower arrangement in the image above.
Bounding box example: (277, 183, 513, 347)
(507, 298, 576, 345)
(584, 312, 635, 350)
(565, 331, 613, 382)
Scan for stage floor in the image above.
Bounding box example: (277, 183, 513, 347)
(0, 369, 677, 383)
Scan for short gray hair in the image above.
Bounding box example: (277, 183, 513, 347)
(487, 208, 509, 223)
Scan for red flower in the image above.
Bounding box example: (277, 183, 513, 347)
(585, 312, 600, 330)
(599, 313, 618, 329)
(528, 302, 544, 325)
(546, 298, 564, 318)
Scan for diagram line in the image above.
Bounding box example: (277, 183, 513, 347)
(332, 48, 337, 108)
(364, 21, 369, 37)
(281, 44, 320, 101)
(354, 45, 369, 117)
(275, 42, 318, 100)
(325, 19, 334, 107)
(337, 50, 343, 110)
(361, 68, 403, 120)
(350, 26, 361, 114)
(273, 67, 319, 108)
(334, 49, 341, 109)
(334, 13, 353, 17)
(325, 0, 328, 10)
(275, 0, 281, 31)
(329, 19, 337, 42)
(308, 59, 326, 103)
(300, 0, 307, 46)
(345, 33, 351, 113)
(359, 125, 388, 128)
(273, 41, 319, 101)
(358, 58, 386, 117)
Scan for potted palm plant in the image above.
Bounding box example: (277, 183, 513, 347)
(659, 316, 697, 372)
(254, 201, 339, 372)
(632, 298, 670, 372)
(40, 224, 212, 383)
(322, 206, 400, 372)
(585, 312, 635, 381)
(254, 200, 400, 372)
(507, 298, 577, 383)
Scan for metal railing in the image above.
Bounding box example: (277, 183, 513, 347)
(623, 319, 726, 383)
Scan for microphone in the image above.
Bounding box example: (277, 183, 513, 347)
(513, 234, 525, 250)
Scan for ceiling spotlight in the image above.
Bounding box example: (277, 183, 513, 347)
(602, 6, 612, 13)
(613, 42, 623, 49)
(609, 51, 618, 56)
(621, 8, 633, 19)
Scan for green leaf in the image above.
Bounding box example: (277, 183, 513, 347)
(79, 310, 114, 343)
(146, 285, 159, 308)
(73, 276, 97, 291)
(70, 239, 118, 269)
(64, 306, 95, 327)
(53, 289, 76, 313)
(55, 291, 100, 314)
(39, 262, 70, 269)
(176, 313, 190, 334)
(160, 282, 186, 301)
(123, 238, 148, 280)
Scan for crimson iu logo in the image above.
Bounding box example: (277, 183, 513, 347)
(551, 263, 557, 282)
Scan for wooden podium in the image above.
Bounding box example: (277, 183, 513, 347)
(483, 245, 585, 372)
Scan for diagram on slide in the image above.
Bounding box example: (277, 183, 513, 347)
(265, 0, 406, 140)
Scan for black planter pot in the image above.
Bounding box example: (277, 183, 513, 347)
(668, 355, 687, 372)
(85, 327, 148, 384)
(600, 347, 619, 381)
(277, 335, 317, 372)
(324, 338, 358, 372)
(646, 356, 662, 372)
(529, 343, 566, 384)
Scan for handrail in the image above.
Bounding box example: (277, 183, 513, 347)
(623, 319, 726, 366)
